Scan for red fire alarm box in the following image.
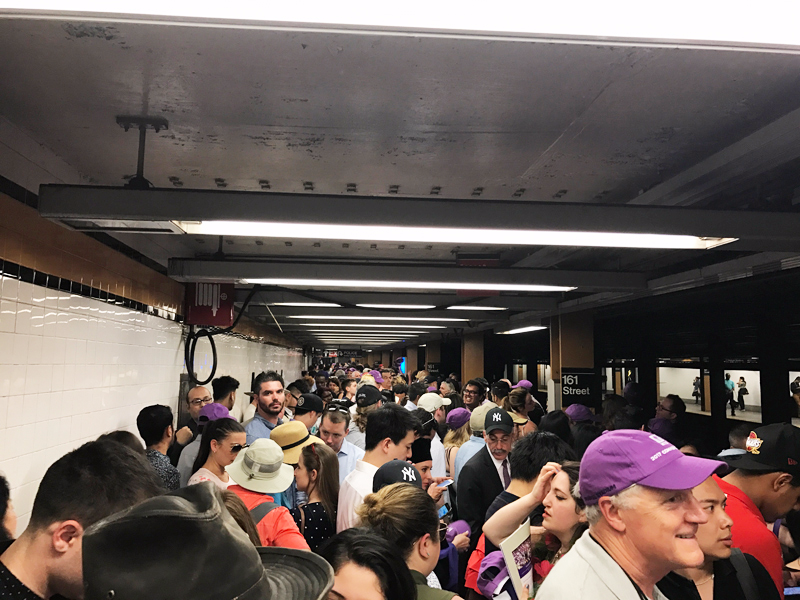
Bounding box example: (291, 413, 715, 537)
(185, 283, 235, 327)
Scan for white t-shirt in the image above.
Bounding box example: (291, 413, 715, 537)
(187, 467, 232, 490)
(336, 460, 379, 532)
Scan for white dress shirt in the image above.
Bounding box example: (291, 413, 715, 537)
(336, 460, 379, 532)
(488, 450, 510, 489)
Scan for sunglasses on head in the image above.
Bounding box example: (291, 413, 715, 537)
(326, 404, 350, 414)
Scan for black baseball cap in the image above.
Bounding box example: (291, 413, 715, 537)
(484, 407, 514, 435)
(294, 393, 324, 415)
(725, 423, 800, 477)
(356, 385, 383, 408)
(372, 459, 423, 493)
(411, 437, 432, 464)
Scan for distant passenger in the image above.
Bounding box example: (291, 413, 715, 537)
(244, 371, 285, 445)
(211, 375, 241, 421)
(319, 403, 365, 483)
(136, 404, 181, 490)
(167, 385, 212, 465)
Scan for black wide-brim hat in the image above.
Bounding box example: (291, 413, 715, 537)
(83, 482, 334, 600)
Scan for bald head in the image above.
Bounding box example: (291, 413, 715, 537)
(186, 386, 212, 421)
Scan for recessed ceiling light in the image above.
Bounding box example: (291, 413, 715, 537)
(447, 306, 508, 311)
(271, 302, 342, 307)
(288, 315, 468, 322)
(246, 279, 573, 293)
(498, 325, 547, 335)
(356, 304, 437, 309)
(178, 221, 735, 250)
(294, 323, 446, 329)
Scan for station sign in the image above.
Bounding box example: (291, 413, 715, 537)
(561, 368, 601, 409)
(427, 362, 441, 376)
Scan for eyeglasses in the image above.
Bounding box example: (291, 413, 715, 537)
(656, 402, 675, 414)
(230, 443, 250, 453)
(188, 397, 213, 407)
(463, 389, 480, 396)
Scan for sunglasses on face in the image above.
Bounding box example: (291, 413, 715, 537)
(230, 443, 250, 453)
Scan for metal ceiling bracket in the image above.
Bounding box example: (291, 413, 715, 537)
(115, 115, 169, 191)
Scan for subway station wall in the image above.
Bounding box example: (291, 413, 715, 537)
(0, 276, 302, 535)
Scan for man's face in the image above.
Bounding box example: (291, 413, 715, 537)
(484, 430, 512, 461)
(186, 386, 212, 421)
(319, 416, 347, 452)
(414, 460, 434, 490)
(617, 486, 708, 573)
(440, 382, 453, 397)
(320, 389, 334, 405)
(386, 430, 416, 462)
(434, 406, 446, 425)
(256, 381, 285, 417)
(315, 375, 328, 390)
(692, 477, 733, 561)
(463, 385, 482, 409)
(284, 388, 300, 409)
(762, 473, 800, 522)
(655, 399, 676, 421)
(294, 411, 319, 431)
(345, 381, 357, 397)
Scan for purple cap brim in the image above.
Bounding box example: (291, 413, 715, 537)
(636, 454, 726, 491)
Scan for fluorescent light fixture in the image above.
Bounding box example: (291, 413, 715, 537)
(356, 304, 436, 309)
(294, 323, 446, 329)
(12, 1, 800, 49)
(498, 325, 547, 335)
(246, 279, 573, 293)
(271, 302, 341, 307)
(288, 315, 468, 322)
(419, 344, 427, 347)
(307, 330, 426, 334)
(179, 221, 735, 251)
(447, 306, 508, 311)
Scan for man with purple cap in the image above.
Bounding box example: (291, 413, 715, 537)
(537, 429, 725, 600)
(512, 379, 533, 391)
(564, 403, 601, 425)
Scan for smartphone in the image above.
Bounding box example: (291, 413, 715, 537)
(785, 589, 800, 596)
(437, 504, 451, 519)
(437, 479, 454, 488)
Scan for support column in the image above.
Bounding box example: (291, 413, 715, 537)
(406, 346, 419, 376)
(550, 311, 595, 411)
(461, 332, 485, 385)
(426, 341, 441, 377)
(759, 315, 793, 424)
(708, 336, 729, 450)
(381, 350, 391, 367)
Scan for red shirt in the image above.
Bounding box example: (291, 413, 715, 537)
(229, 485, 310, 551)
(715, 475, 784, 598)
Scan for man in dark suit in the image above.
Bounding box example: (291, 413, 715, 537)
(457, 407, 514, 553)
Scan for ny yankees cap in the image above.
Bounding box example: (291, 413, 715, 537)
(484, 407, 514, 435)
(372, 459, 423, 493)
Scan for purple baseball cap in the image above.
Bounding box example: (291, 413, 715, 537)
(369, 369, 384, 383)
(579, 429, 725, 506)
(198, 403, 233, 422)
(446, 520, 471, 544)
(512, 379, 532, 390)
(446, 407, 471, 430)
(564, 403, 601, 423)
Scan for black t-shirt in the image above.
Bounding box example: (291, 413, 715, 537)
(657, 553, 780, 600)
(0, 541, 43, 599)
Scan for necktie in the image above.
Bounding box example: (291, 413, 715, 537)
(501, 458, 511, 488)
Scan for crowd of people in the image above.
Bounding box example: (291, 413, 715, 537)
(2, 363, 800, 600)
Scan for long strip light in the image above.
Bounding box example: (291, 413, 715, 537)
(498, 325, 547, 335)
(356, 303, 436, 309)
(11, 2, 800, 48)
(288, 315, 468, 322)
(271, 302, 341, 307)
(447, 306, 508, 311)
(179, 222, 735, 250)
(307, 330, 428, 334)
(247, 279, 573, 293)
(294, 323, 446, 329)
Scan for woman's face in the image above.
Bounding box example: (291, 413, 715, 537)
(212, 431, 247, 467)
(542, 471, 584, 539)
(329, 382, 340, 395)
(524, 393, 536, 413)
(293, 452, 317, 493)
(329, 562, 384, 600)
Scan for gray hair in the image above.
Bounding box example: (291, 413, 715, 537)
(578, 483, 642, 526)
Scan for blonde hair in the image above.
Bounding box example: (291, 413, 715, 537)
(357, 483, 439, 560)
(353, 401, 380, 432)
(444, 421, 472, 449)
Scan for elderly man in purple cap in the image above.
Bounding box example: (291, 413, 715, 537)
(537, 429, 725, 600)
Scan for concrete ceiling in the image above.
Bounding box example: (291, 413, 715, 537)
(2, 11, 800, 349)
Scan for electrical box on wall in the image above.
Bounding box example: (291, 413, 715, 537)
(185, 283, 235, 327)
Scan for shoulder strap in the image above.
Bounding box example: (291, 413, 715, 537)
(729, 549, 759, 600)
(249, 500, 279, 524)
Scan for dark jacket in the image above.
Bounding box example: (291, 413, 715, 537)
(457, 445, 504, 554)
(657, 552, 780, 600)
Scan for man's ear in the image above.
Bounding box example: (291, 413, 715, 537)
(51, 520, 84, 554)
(598, 497, 626, 533)
(774, 472, 794, 491)
(380, 438, 392, 455)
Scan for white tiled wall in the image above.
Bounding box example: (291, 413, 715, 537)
(0, 276, 302, 534)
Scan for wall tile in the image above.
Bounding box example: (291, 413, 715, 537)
(0, 299, 15, 333)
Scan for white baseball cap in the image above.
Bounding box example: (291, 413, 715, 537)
(417, 392, 451, 413)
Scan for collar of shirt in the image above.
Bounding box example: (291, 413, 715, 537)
(714, 475, 766, 524)
(253, 413, 283, 430)
(486, 446, 508, 484)
(354, 460, 379, 475)
(338, 438, 357, 457)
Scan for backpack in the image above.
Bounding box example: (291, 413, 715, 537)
(728, 549, 759, 600)
(248, 501, 279, 524)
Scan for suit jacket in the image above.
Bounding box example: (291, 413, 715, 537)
(457, 445, 504, 554)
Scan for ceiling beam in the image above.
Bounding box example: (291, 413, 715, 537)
(39, 185, 800, 250)
(167, 258, 647, 290)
